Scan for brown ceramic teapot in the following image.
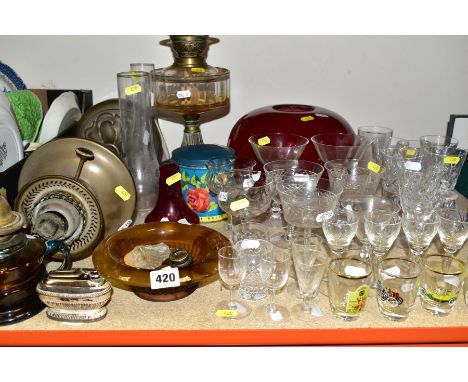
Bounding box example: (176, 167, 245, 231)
(0, 195, 71, 326)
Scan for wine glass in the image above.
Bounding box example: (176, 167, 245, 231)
(248, 134, 311, 227)
(364, 211, 401, 258)
(256, 247, 290, 324)
(215, 246, 251, 319)
(401, 208, 438, 261)
(263, 160, 324, 228)
(436, 208, 468, 257)
(322, 207, 359, 256)
(206, 156, 257, 233)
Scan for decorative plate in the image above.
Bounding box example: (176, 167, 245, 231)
(38, 92, 82, 144)
(0, 107, 24, 172)
(6, 90, 43, 142)
(0, 61, 27, 93)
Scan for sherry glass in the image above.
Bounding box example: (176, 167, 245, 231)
(215, 246, 251, 319)
(436, 208, 468, 257)
(256, 247, 290, 324)
(364, 211, 401, 258)
(322, 207, 359, 257)
(290, 235, 327, 321)
(401, 208, 438, 261)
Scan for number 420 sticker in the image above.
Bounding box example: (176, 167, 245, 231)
(150, 268, 180, 289)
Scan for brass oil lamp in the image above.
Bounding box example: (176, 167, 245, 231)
(152, 35, 230, 146)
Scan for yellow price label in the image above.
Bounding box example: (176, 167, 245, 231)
(301, 115, 315, 122)
(191, 67, 206, 73)
(367, 161, 381, 173)
(444, 156, 461, 165)
(405, 149, 416, 157)
(115, 185, 131, 201)
(230, 198, 250, 211)
(215, 310, 239, 318)
(124, 84, 142, 96)
(257, 136, 270, 146)
(166, 172, 181, 186)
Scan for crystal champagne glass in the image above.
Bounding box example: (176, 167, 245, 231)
(401, 208, 438, 261)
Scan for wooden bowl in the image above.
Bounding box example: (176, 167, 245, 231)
(92, 222, 229, 302)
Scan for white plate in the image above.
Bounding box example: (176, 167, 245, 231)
(38, 92, 82, 144)
(0, 107, 24, 172)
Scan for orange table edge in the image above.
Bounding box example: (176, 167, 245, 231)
(1, 327, 468, 346)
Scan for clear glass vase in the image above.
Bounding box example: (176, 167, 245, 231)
(117, 71, 159, 224)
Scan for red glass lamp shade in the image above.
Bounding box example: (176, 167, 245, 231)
(227, 104, 354, 170)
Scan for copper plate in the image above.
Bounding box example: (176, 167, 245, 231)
(18, 138, 136, 239)
(75, 99, 122, 156)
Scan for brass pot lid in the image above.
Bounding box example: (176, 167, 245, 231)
(15, 175, 103, 261)
(17, 138, 136, 240)
(0, 195, 25, 236)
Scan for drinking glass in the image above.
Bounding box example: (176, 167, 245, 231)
(291, 242, 327, 321)
(358, 125, 393, 163)
(436, 208, 468, 256)
(376, 258, 421, 321)
(328, 257, 373, 320)
(419, 254, 466, 316)
(364, 211, 401, 257)
(256, 248, 290, 324)
(420, 135, 458, 154)
(322, 207, 358, 256)
(401, 209, 438, 260)
(234, 239, 273, 301)
(215, 246, 251, 319)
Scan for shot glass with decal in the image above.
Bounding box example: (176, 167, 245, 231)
(376, 258, 422, 321)
(419, 254, 466, 316)
(328, 257, 372, 321)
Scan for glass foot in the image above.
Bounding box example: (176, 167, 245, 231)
(255, 304, 290, 324)
(215, 300, 251, 319)
(291, 303, 323, 321)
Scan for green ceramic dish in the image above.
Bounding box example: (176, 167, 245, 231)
(6, 90, 43, 142)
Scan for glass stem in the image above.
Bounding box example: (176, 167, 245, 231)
(269, 288, 277, 313)
(303, 295, 313, 313)
(271, 202, 282, 216)
(227, 285, 237, 310)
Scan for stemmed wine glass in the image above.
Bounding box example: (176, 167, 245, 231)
(215, 246, 251, 319)
(401, 208, 438, 261)
(256, 247, 290, 324)
(436, 208, 468, 257)
(322, 206, 359, 256)
(248, 133, 310, 227)
(205, 156, 257, 234)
